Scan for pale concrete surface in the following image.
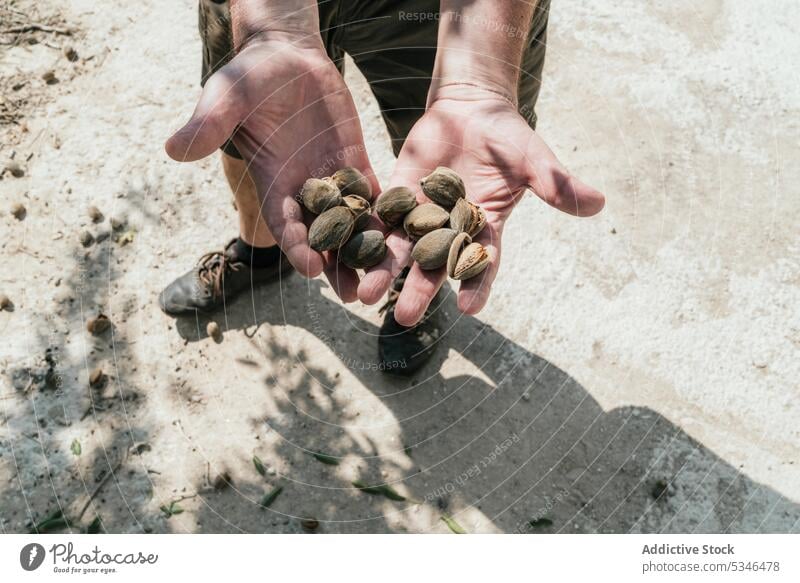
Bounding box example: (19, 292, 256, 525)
(0, 0, 797, 533)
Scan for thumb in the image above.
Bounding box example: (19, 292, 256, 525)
(165, 69, 243, 162)
(523, 132, 605, 217)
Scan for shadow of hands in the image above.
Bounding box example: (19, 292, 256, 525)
(171, 277, 798, 533)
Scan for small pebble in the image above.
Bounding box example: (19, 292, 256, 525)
(213, 472, 232, 491)
(89, 367, 104, 387)
(207, 321, 222, 341)
(63, 46, 79, 62)
(109, 216, 124, 230)
(79, 230, 94, 247)
(11, 202, 26, 219)
(42, 70, 58, 84)
(300, 518, 319, 532)
(86, 314, 111, 335)
(6, 161, 25, 178)
(0, 295, 12, 311)
(651, 479, 670, 500)
(88, 205, 103, 223)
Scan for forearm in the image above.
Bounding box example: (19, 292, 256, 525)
(229, 0, 321, 49)
(430, 0, 537, 103)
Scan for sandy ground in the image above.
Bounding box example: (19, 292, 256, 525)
(0, 0, 798, 534)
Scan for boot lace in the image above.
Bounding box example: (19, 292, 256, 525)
(197, 249, 241, 299)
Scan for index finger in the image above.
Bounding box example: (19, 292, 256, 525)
(264, 192, 325, 278)
(392, 263, 448, 327)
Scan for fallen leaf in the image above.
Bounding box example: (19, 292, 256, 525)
(352, 480, 406, 501)
(309, 451, 340, 466)
(441, 514, 467, 534)
(160, 501, 184, 518)
(85, 516, 103, 534)
(259, 486, 283, 509)
(253, 455, 266, 477)
(70, 439, 81, 456)
(29, 509, 72, 534)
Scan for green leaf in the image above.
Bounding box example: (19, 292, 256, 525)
(259, 486, 283, 509)
(352, 480, 406, 502)
(309, 451, 340, 465)
(70, 438, 81, 456)
(253, 455, 266, 477)
(441, 514, 467, 534)
(29, 509, 72, 534)
(85, 516, 103, 534)
(160, 501, 184, 518)
(528, 517, 554, 529)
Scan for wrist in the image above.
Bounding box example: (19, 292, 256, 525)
(427, 81, 517, 109)
(430, 1, 535, 105)
(230, 0, 323, 51)
(431, 45, 522, 103)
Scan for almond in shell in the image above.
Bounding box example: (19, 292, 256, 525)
(411, 228, 458, 270)
(374, 186, 417, 228)
(331, 167, 372, 200)
(301, 178, 342, 214)
(340, 230, 386, 269)
(419, 167, 465, 209)
(308, 206, 355, 252)
(403, 204, 450, 240)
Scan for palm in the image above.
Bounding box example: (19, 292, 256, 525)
(397, 97, 534, 227)
(359, 92, 605, 326)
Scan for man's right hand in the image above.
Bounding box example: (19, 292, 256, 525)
(165, 31, 379, 302)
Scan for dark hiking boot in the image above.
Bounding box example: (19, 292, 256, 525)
(377, 267, 444, 376)
(158, 239, 292, 316)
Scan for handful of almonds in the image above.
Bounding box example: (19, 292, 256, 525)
(389, 166, 489, 281)
(302, 167, 387, 269)
(300, 166, 488, 281)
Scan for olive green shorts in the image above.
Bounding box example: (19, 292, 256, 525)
(198, 0, 550, 158)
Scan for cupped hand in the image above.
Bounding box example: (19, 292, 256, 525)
(358, 84, 605, 326)
(165, 33, 379, 302)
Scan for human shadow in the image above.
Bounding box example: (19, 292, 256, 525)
(176, 275, 800, 533)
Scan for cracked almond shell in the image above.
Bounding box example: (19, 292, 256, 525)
(419, 167, 466, 209)
(451, 242, 490, 280)
(403, 203, 450, 240)
(301, 178, 342, 214)
(450, 198, 486, 237)
(447, 232, 472, 278)
(411, 228, 458, 270)
(342, 195, 371, 231)
(308, 206, 355, 252)
(340, 230, 386, 269)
